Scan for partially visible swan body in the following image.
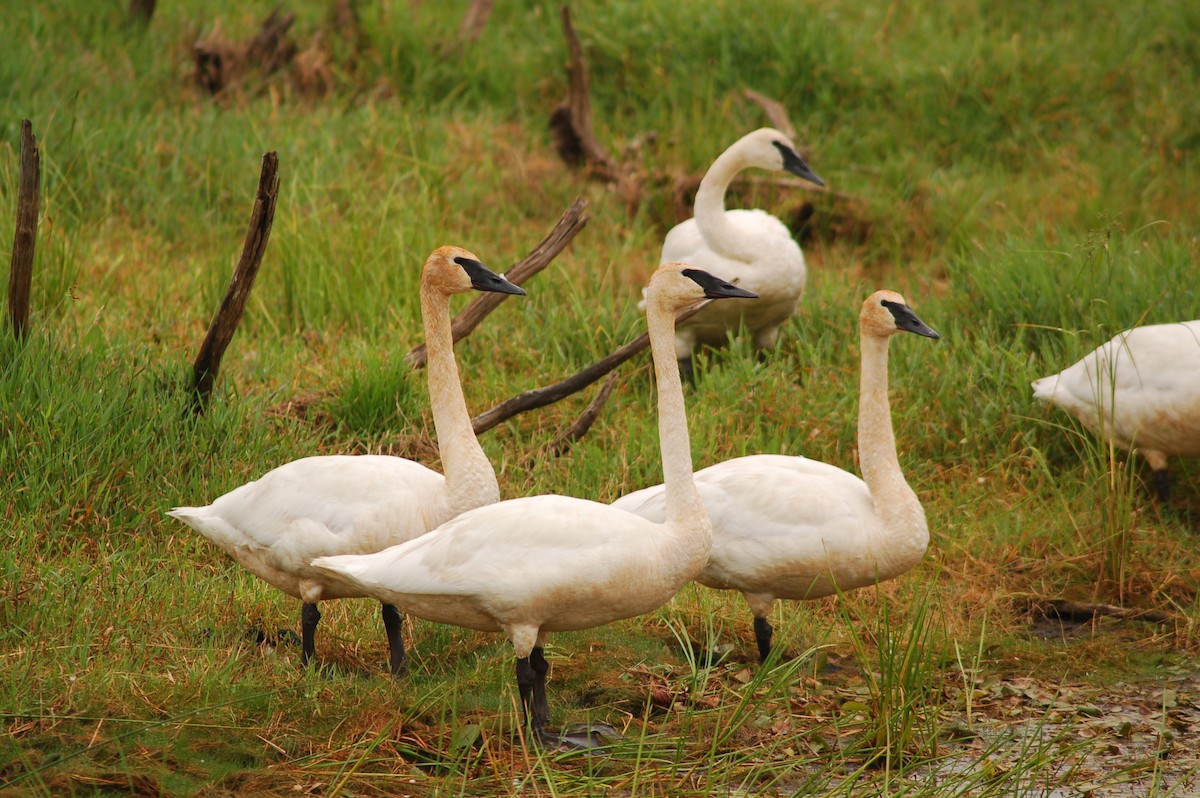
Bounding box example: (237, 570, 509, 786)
(653, 127, 824, 375)
(614, 291, 939, 662)
(168, 246, 526, 675)
(1032, 320, 1200, 501)
(313, 263, 757, 745)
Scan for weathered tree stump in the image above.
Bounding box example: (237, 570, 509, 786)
(8, 120, 40, 341)
(189, 152, 280, 412)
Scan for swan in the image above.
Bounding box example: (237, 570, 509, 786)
(1032, 320, 1200, 502)
(167, 246, 526, 676)
(311, 263, 758, 746)
(654, 127, 824, 378)
(613, 290, 939, 662)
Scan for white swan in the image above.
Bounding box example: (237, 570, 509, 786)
(167, 246, 526, 675)
(312, 263, 758, 745)
(1032, 320, 1200, 502)
(654, 127, 824, 377)
(613, 290, 939, 662)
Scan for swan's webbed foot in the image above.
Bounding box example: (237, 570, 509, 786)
(381, 602, 408, 677)
(555, 721, 623, 751)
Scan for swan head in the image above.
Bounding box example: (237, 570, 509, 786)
(424, 245, 527, 297)
(736, 128, 825, 187)
(647, 262, 760, 314)
(861, 290, 940, 340)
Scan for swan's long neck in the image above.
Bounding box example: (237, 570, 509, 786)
(857, 332, 929, 573)
(421, 287, 500, 515)
(647, 303, 710, 542)
(693, 145, 757, 263)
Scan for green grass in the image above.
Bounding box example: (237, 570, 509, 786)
(3, 0, 1200, 795)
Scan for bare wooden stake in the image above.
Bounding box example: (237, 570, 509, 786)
(190, 151, 280, 412)
(405, 196, 590, 368)
(8, 120, 39, 341)
(471, 299, 712, 435)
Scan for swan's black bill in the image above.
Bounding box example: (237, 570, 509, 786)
(773, 141, 825, 187)
(455, 256, 527, 296)
(881, 300, 940, 339)
(682, 268, 760, 300)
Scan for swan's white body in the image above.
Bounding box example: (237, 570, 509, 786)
(169, 454, 474, 603)
(168, 246, 524, 672)
(614, 291, 938, 660)
(652, 127, 823, 361)
(1032, 320, 1200, 487)
(314, 264, 755, 741)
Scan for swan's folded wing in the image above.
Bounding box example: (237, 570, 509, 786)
(177, 455, 449, 567)
(312, 493, 698, 631)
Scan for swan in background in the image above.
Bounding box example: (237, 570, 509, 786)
(168, 246, 526, 676)
(614, 291, 939, 662)
(652, 127, 824, 379)
(1032, 320, 1200, 502)
(313, 263, 758, 746)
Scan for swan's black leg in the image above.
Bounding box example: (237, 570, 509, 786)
(515, 650, 556, 745)
(753, 615, 774, 664)
(1153, 469, 1172, 504)
(301, 602, 321, 668)
(381, 603, 408, 677)
(516, 656, 544, 742)
(529, 646, 551, 735)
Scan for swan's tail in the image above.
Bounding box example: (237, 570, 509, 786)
(311, 554, 376, 589)
(1031, 374, 1059, 403)
(166, 505, 242, 550)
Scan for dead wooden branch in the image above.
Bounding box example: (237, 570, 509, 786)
(537, 371, 620, 461)
(471, 299, 712, 435)
(742, 88, 797, 144)
(457, 0, 495, 43)
(246, 7, 298, 76)
(405, 196, 590, 368)
(193, 7, 298, 96)
(190, 151, 281, 412)
(8, 120, 40, 341)
(1031, 597, 1174, 625)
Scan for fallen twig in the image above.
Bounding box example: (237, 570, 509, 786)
(528, 371, 621, 464)
(1028, 597, 1174, 625)
(742, 88, 797, 143)
(471, 299, 712, 435)
(405, 196, 589, 368)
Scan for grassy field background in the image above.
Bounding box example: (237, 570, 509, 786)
(2, 0, 1199, 795)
